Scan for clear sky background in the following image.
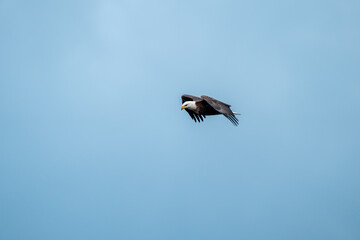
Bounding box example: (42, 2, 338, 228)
(1, 0, 359, 239)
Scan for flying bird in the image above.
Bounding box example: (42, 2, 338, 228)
(181, 94, 240, 126)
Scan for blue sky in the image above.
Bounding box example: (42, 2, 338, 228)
(1, 0, 359, 239)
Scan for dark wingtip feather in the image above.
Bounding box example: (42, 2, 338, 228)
(194, 114, 201, 122)
(224, 114, 239, 126)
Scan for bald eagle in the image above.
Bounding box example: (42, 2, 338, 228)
(181, 94, 240, 126)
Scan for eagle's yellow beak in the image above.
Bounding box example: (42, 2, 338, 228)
(181, 106, 185, 110)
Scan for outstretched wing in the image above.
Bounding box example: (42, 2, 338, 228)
(201, 95, 239, 126)
(181, 94, 202, 103)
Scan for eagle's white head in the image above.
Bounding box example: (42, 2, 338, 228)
(181, 101, 196, 111)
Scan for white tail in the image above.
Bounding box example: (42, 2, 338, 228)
(233, 112, 241, 115)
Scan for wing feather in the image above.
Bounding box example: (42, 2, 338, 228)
(185, 109, 196, 122)
(194, 114, 201, 122)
